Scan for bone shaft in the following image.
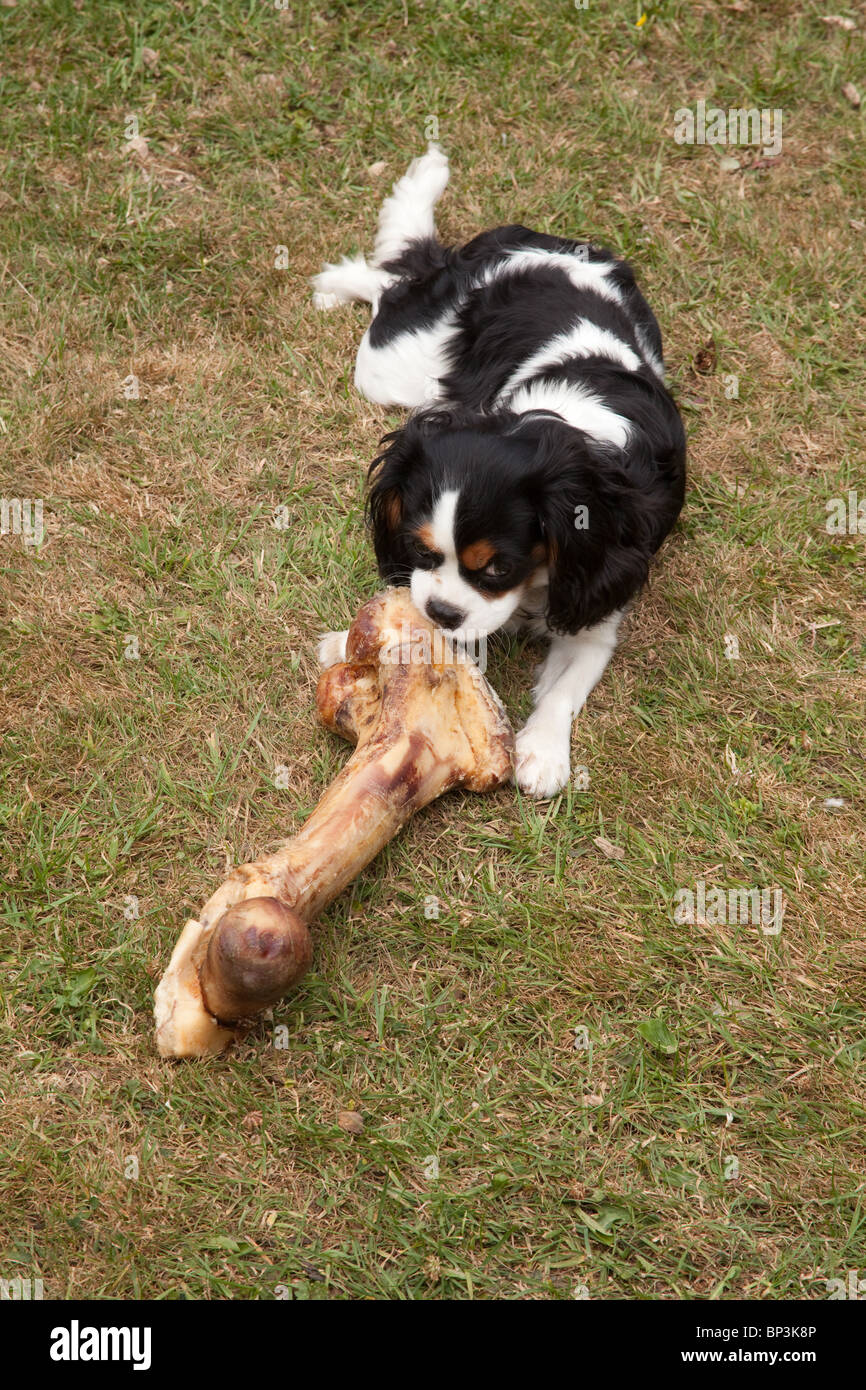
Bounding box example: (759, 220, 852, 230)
(199, 732, 454, 929)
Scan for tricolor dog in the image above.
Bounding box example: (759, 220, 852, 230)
(313, 146, 685, 797)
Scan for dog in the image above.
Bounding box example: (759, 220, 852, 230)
(312, 146, 686, 798)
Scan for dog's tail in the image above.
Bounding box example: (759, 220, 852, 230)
(372, 143, 450, 267)
(311, 145, 450, 310)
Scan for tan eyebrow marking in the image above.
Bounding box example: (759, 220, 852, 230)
(460, 540, 496, 571)
(415, 523, 437, 550)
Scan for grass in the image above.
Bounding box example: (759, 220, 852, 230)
(1, 0, 865, 1300)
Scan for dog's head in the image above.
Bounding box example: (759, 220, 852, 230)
(367, 409, 663, 639)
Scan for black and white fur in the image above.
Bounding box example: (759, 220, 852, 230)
(312, 146, 686, 798)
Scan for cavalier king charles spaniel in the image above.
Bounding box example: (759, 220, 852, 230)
(312, 146, 685, 798)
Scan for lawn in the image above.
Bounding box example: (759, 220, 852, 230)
(1, 0, 864, 1300)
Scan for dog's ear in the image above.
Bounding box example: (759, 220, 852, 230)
(366, 422, 420, 580)
(367, 410, 456, 579)
(528, 429, 658, 633)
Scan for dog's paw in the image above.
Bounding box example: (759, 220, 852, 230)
(312, 289, 341, 311)
(317, 630, 349, 668)
(311, 263, 349, 310)
(514, 725, 571, 799)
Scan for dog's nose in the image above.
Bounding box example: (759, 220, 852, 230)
(425, 597, 465, 630)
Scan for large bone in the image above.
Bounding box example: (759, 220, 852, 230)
(154, 587, 514, 1057)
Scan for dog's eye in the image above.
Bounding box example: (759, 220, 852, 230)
(412, 537, 443, 565)
(483, 557, 510, 578)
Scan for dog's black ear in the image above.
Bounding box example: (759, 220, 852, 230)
(366, 422, 421, 580)
(367, 409, 454, 579)
(528, 429, 658, 634)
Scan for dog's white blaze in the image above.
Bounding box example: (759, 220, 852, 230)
(409, 488, 525, 639)
(429, 488, 459, 557)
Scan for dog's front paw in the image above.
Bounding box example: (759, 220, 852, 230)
(514, 725, 570, 799)
(317, 630, 348, 668)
